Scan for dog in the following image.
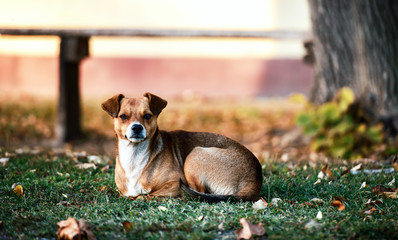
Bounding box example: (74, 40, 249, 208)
(101, 92, 262, 202)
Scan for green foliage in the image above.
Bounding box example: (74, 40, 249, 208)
(296, 87, 385, 160)
(1, 152, 398, 239)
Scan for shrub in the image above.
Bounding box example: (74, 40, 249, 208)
(295, 87, 386, 160)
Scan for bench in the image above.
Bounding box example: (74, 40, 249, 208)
(0, 28, 310, 143)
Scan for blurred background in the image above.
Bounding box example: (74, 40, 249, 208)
(0, 0, 315, 159)
(0, 0, 312, 99)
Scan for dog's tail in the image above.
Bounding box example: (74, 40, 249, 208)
(179, 179, 236, 203)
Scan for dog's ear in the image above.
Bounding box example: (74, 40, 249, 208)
(144, 92, 168, 115)
(101, 94, 125, 118)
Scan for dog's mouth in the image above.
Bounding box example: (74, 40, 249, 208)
(125, 134, 145, 143)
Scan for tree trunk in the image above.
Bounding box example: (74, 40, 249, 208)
(308, 0, 398, 136)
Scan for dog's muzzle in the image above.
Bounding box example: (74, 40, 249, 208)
(125, 122, 146, 142)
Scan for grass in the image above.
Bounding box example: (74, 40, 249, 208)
(1, 150, 398, 239)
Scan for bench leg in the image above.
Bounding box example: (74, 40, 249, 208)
(57, 36, 89, 143)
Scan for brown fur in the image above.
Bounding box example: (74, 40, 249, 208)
(102, 92, 263, 202)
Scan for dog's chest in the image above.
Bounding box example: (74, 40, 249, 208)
(118, 139, 151, 197)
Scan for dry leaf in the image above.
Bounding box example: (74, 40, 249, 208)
(318, 164, 333, 180)
(57, 218, 96, 240)
(158, 206, 168, 211)
(309, 198, 324, 205)
(101, 165, 110, 173)
(57, 201, 71, 207)
(388, 178, 395, 186)
(77, 219, 97, 240)
(12, 183, 24, 196)
(364, 198, 383, 206)
(351, 164, 362, 172)
(372, 185, 397, 198)
(218, 222, 224, 231)
(271, 198, 282, 207)
(316, 211, 323, 220)
(364, 207, 377, 215)
(87, 155, 102, 164)
(75, 163, 97, 170)
(0, 157, 9, 166)
(253, 198, 268, 210)
(331, 200, 345, 211)
(235, 218, 265, 240)
(122, 221, 133, 230)
(304, 219, 321, 229)
(313, 179, 322, 185)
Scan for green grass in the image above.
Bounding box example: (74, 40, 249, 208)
(1, 150, 398, 239)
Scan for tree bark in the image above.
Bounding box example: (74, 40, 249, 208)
(308, 0, 398, 136)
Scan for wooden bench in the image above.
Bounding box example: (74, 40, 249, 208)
(0, 28, 310, 143)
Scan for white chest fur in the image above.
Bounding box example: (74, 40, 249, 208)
(118, 139, 151, 197)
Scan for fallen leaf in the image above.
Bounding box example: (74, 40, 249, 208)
(364, 207, 377, 215)
(351, 164, 362, 172)
(99, 186, 107, 192)
(271, 198, 282, 207)
(372, 185, 397, 198)
(57, 201, 71, 207)
(331, 200, 345, 211)
(309, 198, 324, 205)
(253, 198, 268, 210)
(77, 219, 97, 240)
(0, 157, 9, 166)
(122, 221, 133, 230)
(316, 211, 323, 220)
(197, 215, 204, 221)
(158, 206, 168, 211)
(364, 198, 383, 206)
(87, 155, 102, 164)
(101, 165, 110, 173)
(388, 178, 395, 186)
(75, 163, 97, 170)
(235, 218, 265, 240)
(304, 219, 321, 229)
(218, 222, 224, 231)
(12, 183, 24, 196)
(313, 179, 322, 185)
(57, 217, 97, 240)
(318, 164, 333, 180)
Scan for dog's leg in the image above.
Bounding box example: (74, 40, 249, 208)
(148, 181, 181, 198)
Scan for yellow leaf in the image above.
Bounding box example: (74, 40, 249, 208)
(12, 184, 24, 196)
(337, 87, 355, 111)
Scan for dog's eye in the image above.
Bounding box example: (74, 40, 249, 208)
(119, 114, 128, 120)
(143, 114, 152, 120)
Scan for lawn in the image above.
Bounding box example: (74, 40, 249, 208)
(1, 150, 398, 239)
(1, 97, 398, 239)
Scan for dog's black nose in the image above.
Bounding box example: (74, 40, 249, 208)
(132, 124, 144, 134)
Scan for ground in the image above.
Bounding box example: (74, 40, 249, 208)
(1, 97, 398, 239)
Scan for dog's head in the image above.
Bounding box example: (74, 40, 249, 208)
(101, 92, 167, 143)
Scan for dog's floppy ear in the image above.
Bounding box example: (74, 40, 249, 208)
(101, 94, 125, 118)
(144, 92, 168, 115)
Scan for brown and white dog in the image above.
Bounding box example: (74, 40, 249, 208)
(101, 92, 262, 202)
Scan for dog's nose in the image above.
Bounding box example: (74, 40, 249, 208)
(132, 124, 144, 134)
